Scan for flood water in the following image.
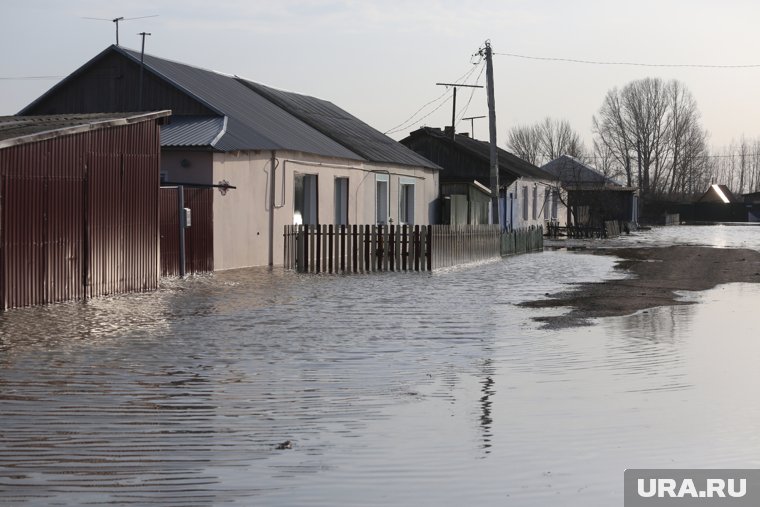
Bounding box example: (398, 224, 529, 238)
(1, 226, 760, 506)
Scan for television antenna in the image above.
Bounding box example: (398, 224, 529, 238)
(82, 15, 158, 46)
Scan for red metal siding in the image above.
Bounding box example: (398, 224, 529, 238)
(184, 188, 214, 274)
(159, 186, 214, 277)
(0, 119, 161, 309)
(159, 187, 180, 277)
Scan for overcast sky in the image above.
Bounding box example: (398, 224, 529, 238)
(3, 1, 760, 151)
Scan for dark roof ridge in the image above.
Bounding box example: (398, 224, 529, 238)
(416, 126, 554, 180)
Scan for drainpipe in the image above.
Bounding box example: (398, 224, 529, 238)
(269, 150, 276, 266)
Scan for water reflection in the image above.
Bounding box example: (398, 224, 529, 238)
(1, 228, 760, 505)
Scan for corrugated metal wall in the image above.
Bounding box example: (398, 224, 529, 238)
(0, 120, 161, 309)
(159, 187, 214, 277)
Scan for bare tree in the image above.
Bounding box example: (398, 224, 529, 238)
(593, 77, 708, 198)
(506, 124, 542, 165)
(665, 81, 708, 196)
(592, 88, 632, 186)
(507, 117, 586, 166)
(592, 139, 625, 182)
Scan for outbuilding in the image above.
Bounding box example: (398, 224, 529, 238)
(0, 111, 169, 309)
(541, 155, 639, 227)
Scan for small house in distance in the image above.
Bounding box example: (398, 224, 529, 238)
(676, 184, 747, 222)
(401, 127, 562, 230)
(541, 155, 639, 227)
(20, 45, 441, 271)
(0, 111, 169, 309)
(698, 184, 736, 204)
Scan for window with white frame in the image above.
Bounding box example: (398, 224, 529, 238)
(522, 186, 529, 221)
(294, 173, 318, 225)
(532, 185, 538, 220)
(551, 190, 559, 220)
(399, 177, 415, 225)
(334, 177, 349, 225)
(376, 174, 389, 224)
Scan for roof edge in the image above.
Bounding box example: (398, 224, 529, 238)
(0, 111, 171, 149)
(236, 78, 441, 171)
(209, 115, 228, 147)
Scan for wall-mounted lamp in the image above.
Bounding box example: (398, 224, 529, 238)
(180, 158, 191, 168)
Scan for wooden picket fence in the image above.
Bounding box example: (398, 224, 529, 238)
(501, 225, 544, 255)
(284, 224, 433, 273)
(430, 224, 501, 270)
(284, 224, 543, 273)
(546, 221, 625, 238)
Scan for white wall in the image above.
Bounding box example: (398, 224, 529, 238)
(210, 150, 440, 270)
(503, 177, 566, 231)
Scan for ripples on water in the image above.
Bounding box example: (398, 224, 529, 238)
(2, 226, 760, 506)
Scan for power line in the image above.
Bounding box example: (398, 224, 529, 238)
(385, 95, 454, 135)
(455, 63, 487, 127)
(383, 60, 483, 135)
(494, 51, 760, 69)
(0, 76, 63, 80)
(579, 152, 760, 163)
(383, 89, 451, 135)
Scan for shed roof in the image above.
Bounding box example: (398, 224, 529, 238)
(160, 115, 226, 148)
(0, 111, 170, 149)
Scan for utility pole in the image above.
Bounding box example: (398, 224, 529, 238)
(138, 32, 151, 111)
(436, 83, 483, 139)
(113, 17, 125, 45)
(481, 40, 500, 227)
(637, 140, 643, 194)
(462, 115, 486, 139)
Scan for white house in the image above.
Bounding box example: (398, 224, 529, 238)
(401, 127, 563, 230)
(21, 45, 441, 270)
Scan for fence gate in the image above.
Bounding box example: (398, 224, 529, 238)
(159, 186, 214, 277)
(0, 152, 162, 309)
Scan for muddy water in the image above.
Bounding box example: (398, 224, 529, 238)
(1, 227, 760, 506)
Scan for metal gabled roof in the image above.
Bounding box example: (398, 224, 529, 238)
(160, 115, 226, 148)
(113, 46, 363, 160)
(238, 80, 440, 170)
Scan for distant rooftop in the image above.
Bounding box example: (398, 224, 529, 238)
(401, 127, 555, 184)
(541, 155, 628, 187)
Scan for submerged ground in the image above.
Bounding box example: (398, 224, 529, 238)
(1, 225, 759, 506)
(523, 244, 760, 328)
